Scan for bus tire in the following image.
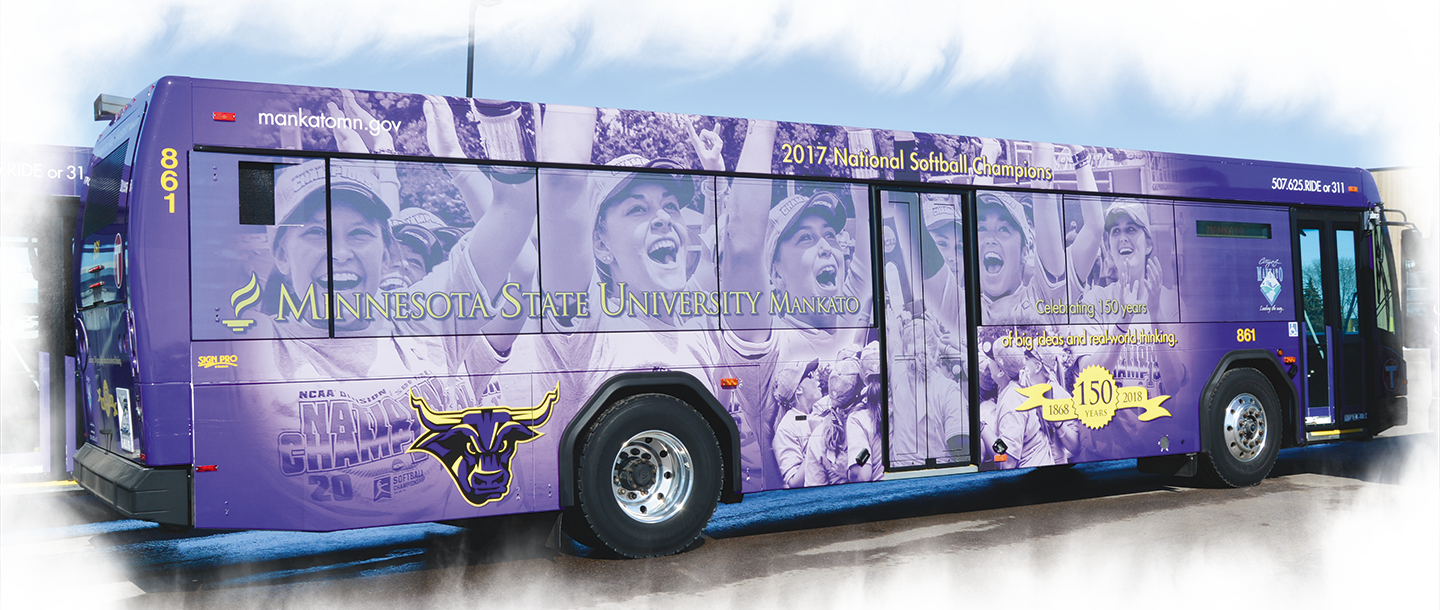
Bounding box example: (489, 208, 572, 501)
(567, 393, 722, 558)
(1197, 368, 1281, 487)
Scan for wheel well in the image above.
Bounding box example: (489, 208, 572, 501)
(557, 372, 742, 507)
(1199, 350, 1299, 452)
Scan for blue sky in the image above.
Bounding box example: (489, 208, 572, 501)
(1, 1, 1436, 170)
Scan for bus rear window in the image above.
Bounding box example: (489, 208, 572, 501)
(81, 145, 127, 238)
(79, 144, 129, 308)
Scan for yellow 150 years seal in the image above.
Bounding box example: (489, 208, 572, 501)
(1015, 365, 1172, 429)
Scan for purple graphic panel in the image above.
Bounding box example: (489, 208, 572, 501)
(193, 81, 536, 161)
(193, 371, 554, 530)
(187, 77, 1375, 208)
(975, 319, 1301, 468)
(1174, 203, 1294, 323)
(977, 323, 1197, 467)
(1063, 195, 1179, 325)
(182, 108, 904, 528)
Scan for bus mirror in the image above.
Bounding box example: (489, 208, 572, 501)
(1399, 225, 1422, 260)
(94, 94, 127, 121)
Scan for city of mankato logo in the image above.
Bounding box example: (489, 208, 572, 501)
(407, 384, 557, 507)
(1257, 258, 1284, 312)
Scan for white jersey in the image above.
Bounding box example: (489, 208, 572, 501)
(846, 408, 883, 482)
(773, 408, 812, 489)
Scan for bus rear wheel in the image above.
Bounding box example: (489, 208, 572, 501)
(1198, 368, 1281, 487)
(567, 393, 722, 558)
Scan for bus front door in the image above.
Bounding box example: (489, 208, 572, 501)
(880, 190, 970, 469)
(1297, 213, 1371, 438)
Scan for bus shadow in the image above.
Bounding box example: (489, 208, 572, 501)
(709, 432, 1436, 541)
(93, 513, 562, 593)
(707, 461, 1180, 540)
(74, 434, 1436, 592)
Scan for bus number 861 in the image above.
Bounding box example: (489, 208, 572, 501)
(160, 148, 179, 213)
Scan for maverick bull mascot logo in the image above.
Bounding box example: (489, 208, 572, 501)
(407, 385, 558, 507)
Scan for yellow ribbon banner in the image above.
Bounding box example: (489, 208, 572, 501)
(1014, 365, 1172, 430)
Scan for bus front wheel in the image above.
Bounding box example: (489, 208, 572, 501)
(1197, 368, 1281, 487)
(567, 393, 722, 558)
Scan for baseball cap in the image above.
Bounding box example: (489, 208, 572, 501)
(922, 193, 962, 230)
(975, 191, 1033, 247)
(588, 155, 698, 225)
(433, 226, 465, 251)
(773, 358, 822, 402)
(389, 207, 452, 269)
(274, 159, 395, 229)
(827, 357, 862, 398)
(391, 207, 447, 231)
(1104, 201, 1151, 233)
(860, 341, 881, 378)
(764, 190, 850, 276)
(393, 224, 444, 268)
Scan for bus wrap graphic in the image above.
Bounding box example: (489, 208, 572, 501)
(88, 76, 1399, 542)
(1015, 365, 1172, 429)
(1258, 258, 1284, 312)
(224, 272, 261, 332)
(407, 385, 557, 507)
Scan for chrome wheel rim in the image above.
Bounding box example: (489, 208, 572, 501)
(611, 430, 692, 523)
(1223, 393, 1267, 462)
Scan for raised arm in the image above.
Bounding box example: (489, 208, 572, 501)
(327, 98, 368, 154)
(720, 119, 777, 342)
(847, 181, 874, 322)
(334, 91, 400, 210)
(972, 138, 1001, 186)
(1033, 191, 1066, 282)
(687, 118, 726, 172)
(1070, 195, 1103, 291)
(483, 237, 539, 354)
(425, 96, 535, 300)
(1074, 146, 1098, 192)
(538, 104, 600, 297)
(1031, 142, 1065, 282)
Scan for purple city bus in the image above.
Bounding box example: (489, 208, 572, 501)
(72, 76, 1407, 557)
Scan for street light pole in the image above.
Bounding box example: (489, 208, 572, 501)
(466, 1, 502, 98)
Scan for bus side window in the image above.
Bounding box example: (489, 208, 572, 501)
(719, 177, 874, 333)
(238, 162, 278, 226)
(188, 153, 303, 341)
(1373, 229, 1396, 334)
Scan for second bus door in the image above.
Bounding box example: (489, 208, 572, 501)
(880, 190, 971, 468)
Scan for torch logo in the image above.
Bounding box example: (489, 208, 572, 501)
(223, 273, 261, 332)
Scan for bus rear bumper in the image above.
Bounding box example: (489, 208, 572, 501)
(74, 443, 190, 526)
